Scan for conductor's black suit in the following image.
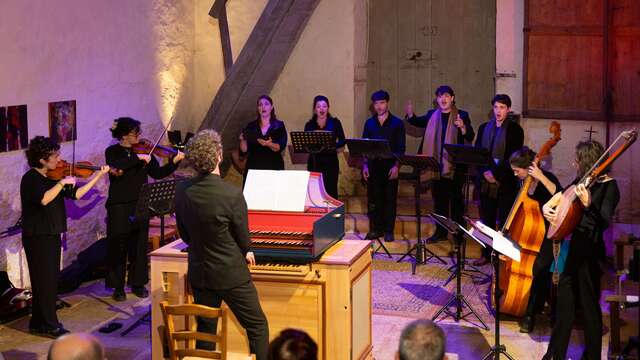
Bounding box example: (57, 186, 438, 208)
(175, 173, 269, 360)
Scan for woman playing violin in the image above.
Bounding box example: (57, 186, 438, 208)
(542, 140, 620, 360)
(20, 136, 109, 338)
(104, 117, 184, 301)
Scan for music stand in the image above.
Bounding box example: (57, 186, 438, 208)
(291, 131, 336, 171)
(467, 218, 520, 360)
(396, 155, 447, 273)
(430, 213, 488, 330)
(441, 144, 492, 283)
(346, 138, 396, 257)
(121, 179, 179, 337)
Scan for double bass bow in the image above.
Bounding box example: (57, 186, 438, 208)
(497, 121, 561, 316)
(547, 128, 638, 241)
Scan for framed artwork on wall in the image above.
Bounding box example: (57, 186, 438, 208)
(1, 105, 29, 152)
(49, 100, 76, 143)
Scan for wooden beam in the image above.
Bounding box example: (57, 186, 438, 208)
(209, 0, 233, 76)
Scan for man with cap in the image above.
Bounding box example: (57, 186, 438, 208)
(362, 89, 406, 242)
(405, 85, 475, 242)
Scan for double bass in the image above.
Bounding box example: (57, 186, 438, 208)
(497, 121, 561, 316)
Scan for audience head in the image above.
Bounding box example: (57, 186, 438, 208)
(185, 129, 223, 174)
(47, 332, 105, 360)
(396, 319, 446, 360)
(25, 136, 60, 169)
(268, 328, 317, 360)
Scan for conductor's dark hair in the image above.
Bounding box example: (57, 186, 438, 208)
(491, 94, 512, 108)
(256, 95, 277, 121)
(268, 329, 318, 360)
(185, 129, 223, 174)
(25, 136, 60, 168)
(575, 140, 607, 178)
(398, 319, 446, 360)
(110, 117, 141, 140)
(509, 147, 537, 169)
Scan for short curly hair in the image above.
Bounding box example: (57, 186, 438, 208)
(25, 136, 60, 168)
(185, 129, 223, 174)
(110, 117, 141, 139)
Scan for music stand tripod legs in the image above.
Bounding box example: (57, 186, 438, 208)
(481, 250, 516, 360)
(432, 230, 488, 330)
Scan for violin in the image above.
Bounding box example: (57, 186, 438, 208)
(47, 160, 120, 180)
(132, 138, 178, 159)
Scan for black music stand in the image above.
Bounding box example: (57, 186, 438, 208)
(466, 219, 519, 360)
(396, 155, 447, 274)
(346, 138, 395, 258)
(121, 179, 178, 337)
(290, 131, 336, 171)
(441, 144, 492, 284)
(430, 213, 488, 330)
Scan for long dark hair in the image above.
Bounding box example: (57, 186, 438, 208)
(256, 95, 277, 122)
(575, 140, 607, 178)
(310, 95, 333, 123)
(509, 147, 536, 169)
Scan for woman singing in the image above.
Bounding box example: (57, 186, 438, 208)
(303, 95, 346, 199)
(542, 140, 620, 359)
(21, 136, 109, 337)
(239, 95, 287, 185)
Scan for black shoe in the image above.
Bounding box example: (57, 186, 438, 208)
(519, 315, 535, 333)
(384, 233, 395, 242)
(112, 288, 126, 302)
(364, 231, 382, 240)
(132, 286, 149, 298)
(29, 326, 70, 339)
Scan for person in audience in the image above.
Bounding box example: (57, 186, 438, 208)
(303, 95, 346, 199)
(47, 332, 106, 360)
(396, 319, 447, 360)
(268, 328, 318, 360)
(239, 95, 288, 186)
(175, 129, 269, 360)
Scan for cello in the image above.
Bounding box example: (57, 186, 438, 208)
(547, 128, 637, 241)
(497, 121, 561, 316)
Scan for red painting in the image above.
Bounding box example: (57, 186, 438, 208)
(49, 100, 77, 143)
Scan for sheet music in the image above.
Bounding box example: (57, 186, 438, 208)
(243, 170, 310, 212)
(470, 220, 521, 262)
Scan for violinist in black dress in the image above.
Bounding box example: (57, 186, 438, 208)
(21, 136, 109, 337)
(104, 117, 184, 301)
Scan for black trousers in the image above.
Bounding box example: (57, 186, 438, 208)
(192, 282, 269, 360)
(308, 155, 339, 199)
(431, 172, 466, 233)
(22, 234, 61, 330)
(479, 180, 518, 259)
(525, 237, 554, 317)
(106, 202, 149, 289)
(544, 260, 602, 360)
(367, 161, 398, 234)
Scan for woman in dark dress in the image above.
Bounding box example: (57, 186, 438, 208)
(239, 95, 287, 186)
(508, 147, 563, 333)
(105, 117, 184, 301)
(20, 136, 109, 337)
(303, 95, 346, 199)
(542, 140, 620, 360)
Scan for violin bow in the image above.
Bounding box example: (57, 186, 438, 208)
(147, 115, 176, 157)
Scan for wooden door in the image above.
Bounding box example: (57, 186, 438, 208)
(365, 0, 496, 153)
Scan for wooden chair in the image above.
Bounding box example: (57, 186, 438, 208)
(160, 300, 227, 360)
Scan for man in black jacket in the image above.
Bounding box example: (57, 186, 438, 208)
(474, 94, 524, 265)
(175, 129, 269, 360)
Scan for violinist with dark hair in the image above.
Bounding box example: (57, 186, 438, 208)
(104, 117, 184, 301)
(21, 136, 109, 338)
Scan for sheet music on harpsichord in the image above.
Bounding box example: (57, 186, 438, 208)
(243, 170, 339, 212)
(243, 170, 310, 212)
